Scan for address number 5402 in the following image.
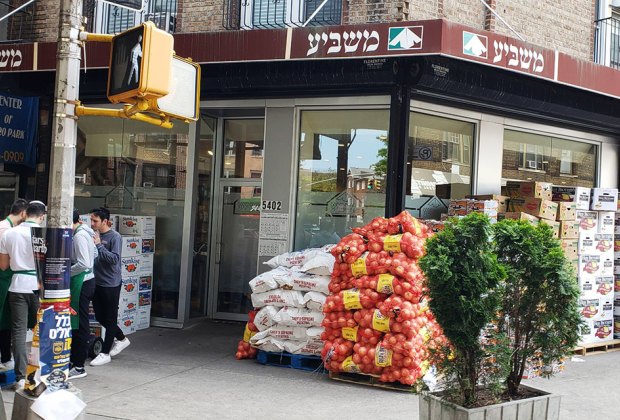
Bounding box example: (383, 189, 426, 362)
(261, 200, 282, 211)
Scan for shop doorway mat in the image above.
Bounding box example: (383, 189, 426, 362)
(573, 339, 620, 356)
(0, 369, 15, 388)
(256, 351, 326, 373)
(328, 371, 418, 392)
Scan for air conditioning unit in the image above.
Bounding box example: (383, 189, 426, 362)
(612, 0, 620, 8)
(526, 160, 538, 169)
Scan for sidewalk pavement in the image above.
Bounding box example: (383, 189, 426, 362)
(2, 319, 619, 419)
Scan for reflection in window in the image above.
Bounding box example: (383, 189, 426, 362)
(222, 119, 264, 178)
(405, 113, 475, 220)
(502, 130, 597, 188)
(74, 116, 189, 319)
(294, 110, 389, 250)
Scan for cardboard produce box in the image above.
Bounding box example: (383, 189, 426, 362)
(510, 197, 557, 221)
(579, 277, 596, 297)
(596, 276, 615, 297)
(560, 239, 578, 259)
(552, 186, 591, 210)
(505, 181, 552, 200)
(576, 210, 598, 233)
(615, 213, 620, 234)
(615, 316, 620, 339)
(136, 307, 151, 330)
(466, 195, 509, 213)
(539, 219, 560, 238)
(139, 290, 152, 307)
(139, 254, 154, 275)
(141, 238, 155, 254)
(555, 202, 576, 221)
(615, 274, 620, 294)
(119, 215, 156, 236)
(580, 318, 614, 344)
(119, 293, 139, 314)
(118, 312, 136, 335)
(120, 236, 142, 257)
(598, 212, 615, 234)
(139, 275, 152, 291)
(578, 297, 613, 322)
(560, 221, 580, 239)
(121, 256, 141, 278)
(579, 233, 614, 255)
(591, 188, 618, 212)
(121, 276, 138, 295)
(499, 212, 539, 225)
(448, 200, 469, 217)
(579, 254, 602, 277)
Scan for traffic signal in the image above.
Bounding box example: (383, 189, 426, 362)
(375, 179, 382, 191)
(107, 21, 173, 104)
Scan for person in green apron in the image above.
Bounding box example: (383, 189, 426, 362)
(68, 210, 97, 379)
(0, 198, 28, 372)
(0, 201, 46, 389)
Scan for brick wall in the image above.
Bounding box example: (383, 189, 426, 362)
(178, 0, 223, 33)
(31, 0, 59, 42)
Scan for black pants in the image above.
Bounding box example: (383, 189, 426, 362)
(70, 279, 95, 368)
(92, 284, 125, 354)
(0, 329, 10, 363)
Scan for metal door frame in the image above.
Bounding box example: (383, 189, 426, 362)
(206, 116, 266, 321)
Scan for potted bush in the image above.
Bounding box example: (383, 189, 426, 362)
(418, 214, 579, 419)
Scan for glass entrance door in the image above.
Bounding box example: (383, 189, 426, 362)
(212, 182, 261, 320)
(209, 117, 264, 320)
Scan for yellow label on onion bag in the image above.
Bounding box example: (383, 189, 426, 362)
(374, 344, 393, 367)
(342, 356, 361, 373)
(412, 218, 422, 235)
(243, 324, 255, 343)
(372, 309, 390, 333)
(342, 326, 359, 342)
(383, 234, 403, 252)
(420, 360, 430, 375)
(343, 289, 362, 310)
(351, 252, 368, 277)
(419, 326, 430, 342)
(377, 274, 395, 294)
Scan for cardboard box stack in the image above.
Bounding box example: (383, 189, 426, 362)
(501, 181, 559, 235)
(552, 187, 618, 345)
(118, 215, 156, 333)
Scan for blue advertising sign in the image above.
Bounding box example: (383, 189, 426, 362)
(0, 93, 38, 168)
(38, 306, 71, 389)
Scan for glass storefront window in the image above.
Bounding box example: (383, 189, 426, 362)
(75, 116, 189, 319)
(405, 112, 474, 220)
(222, 119, 264, 179)
(502, 130, 597, 187)
(294, 109, 389, 250)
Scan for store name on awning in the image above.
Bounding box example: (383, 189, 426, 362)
(0, 48, 23, 69)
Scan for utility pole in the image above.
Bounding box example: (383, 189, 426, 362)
(48, 0, 83, 227)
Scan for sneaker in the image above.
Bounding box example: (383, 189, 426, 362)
(90, 353, 111, 366)
(110, 338, 131, 357)
(0, 360, 14, 371)
(13, 379, 25, 391)
(68, 366, 87, 379)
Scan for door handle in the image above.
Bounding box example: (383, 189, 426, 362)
(215, 242, 222, 264)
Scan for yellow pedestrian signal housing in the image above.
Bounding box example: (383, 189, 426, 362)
(107, 21, 173, 104)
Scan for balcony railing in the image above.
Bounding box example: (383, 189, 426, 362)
(83, 0, 177, 35)
(594, 16, 620, 69)
(223, 0, 342, 30)
(0, 0, 35, 43)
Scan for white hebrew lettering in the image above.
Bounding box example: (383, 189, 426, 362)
(363, 30, 380, 52)
(11, 50, 22, 67)
(307, 33, 320, 56)
(519, 47, 532, 70)
(508, 44, 519, 66)
(343, 31, 363, 53)
(533, 51, 544, 73)
(493, 40, 503, 63)
(328, 33, 342, 54)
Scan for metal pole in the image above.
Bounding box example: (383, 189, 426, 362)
(48, 0, 83, 227)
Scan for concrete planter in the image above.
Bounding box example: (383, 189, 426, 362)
(419, 385, 561, 420)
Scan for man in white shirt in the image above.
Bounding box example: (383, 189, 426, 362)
(0, 201, 46, 390)
(68, 209, 97, 379)
(0, 198, 28, 372)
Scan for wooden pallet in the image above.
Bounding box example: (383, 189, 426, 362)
(256, 350, 326, 373)
(328, 371, 418, 392)
(0, 369, 16, 388)
(573, 339, 620, 356)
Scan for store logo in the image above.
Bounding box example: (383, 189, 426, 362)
(388, 26, 423, 50)
(463, 31, 488, 58)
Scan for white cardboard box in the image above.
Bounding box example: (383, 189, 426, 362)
(139, 290, 152, 307)
(591, 188, 618, 212)
(602, 255, 614, 276)
(120, 236, 142, 257)
(108, 214, 121, 231)
(141, 238, 155, 254)
(118, 312, 136, 335)
(576, 210, 598, 233)
(139, 254, 154, 275)
(552, 186, 591, 210)
(579, 254, 602, 277)
(121, 256, 142, 278)
(579, 234, 614, 256)
(119, 216, 156, 236)
(578, 297, 613, 321)
(136, 307, 151, 330)
(121, 276, 139, 295)
(119, 293, 139, 313)
(595, 276, 615, 297)
(139, 274, 152, 291)
(580, 318, 614, 344)
(598, 212, 615, 234)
